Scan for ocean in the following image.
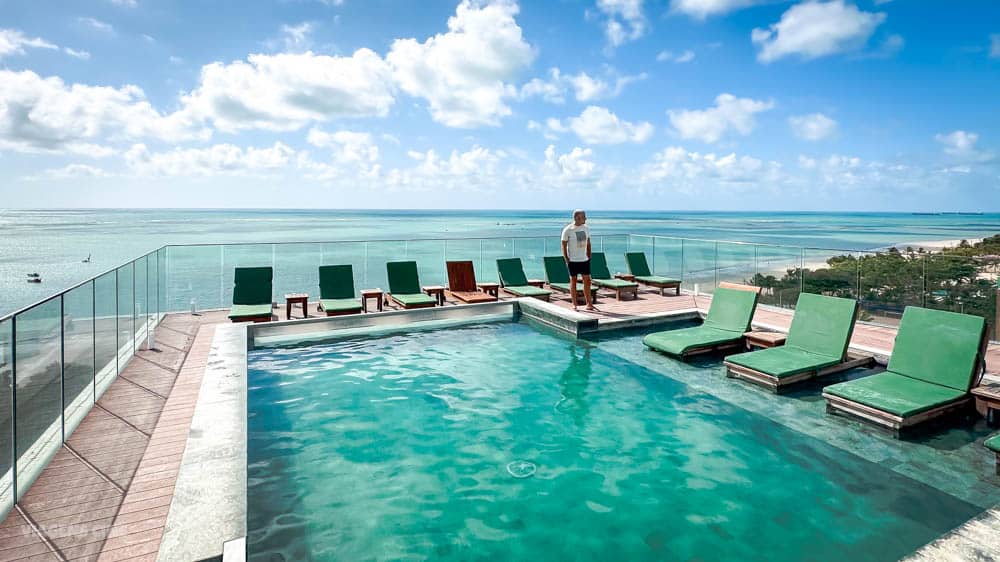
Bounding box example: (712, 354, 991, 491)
(2, 209, 999, 317)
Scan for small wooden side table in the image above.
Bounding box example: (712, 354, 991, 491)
(615, 273, 636, 282)
(285, 293, 308, 319)
(744, 331, 787, 350)
(527, 279, 546, 288)
(477, 282, 500, 298)
(972, 381, 1000, 427)
(360, 289, 383, 313)
(422, 285, 446, 306)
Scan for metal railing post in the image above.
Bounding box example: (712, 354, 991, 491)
(60, 295, 65, 444)
(714, 241, 719, 288)
(11, 315, 16, 501)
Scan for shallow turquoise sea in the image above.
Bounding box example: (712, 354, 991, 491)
(247, 321, 988, 561)
(3, 209, 999, 316)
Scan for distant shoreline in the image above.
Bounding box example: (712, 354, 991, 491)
(888, 238, 985, 252)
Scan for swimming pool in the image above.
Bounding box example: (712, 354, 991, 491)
(246, 320, 984, 561)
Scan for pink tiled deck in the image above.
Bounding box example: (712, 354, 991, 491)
(0, 290, 996, 561)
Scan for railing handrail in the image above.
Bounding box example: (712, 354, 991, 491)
(0, 233, 988, 324)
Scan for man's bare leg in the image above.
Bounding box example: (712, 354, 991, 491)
(583, 275, 597, 311)
(569, 276, 578, 310)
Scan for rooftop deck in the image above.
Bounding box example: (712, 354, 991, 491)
(1, 286, 997, 561)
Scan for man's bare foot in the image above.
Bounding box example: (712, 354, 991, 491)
(586, 305, 598, 311)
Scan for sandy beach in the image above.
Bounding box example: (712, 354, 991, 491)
(891, 238, 984, 251)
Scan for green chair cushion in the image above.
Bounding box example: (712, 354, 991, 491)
(727, 347, 841, 379)
(702, 287, 759, 333)
(887, 307, 986, 392)
(391, 292, 437, 306)
(635, 275, 680, 285)
(590, 252, 614, 280)
(825, 372, 967, 417)
(319, 264, 356, 300)
(625, 252, 653, 277)
(387, 261, 422, 296)
(549, 282, 598, 294)
(228, 304, 272, 320)
(504, 285, 552, 298)
(593, 278, 637, 290)
(784, 293, 857, 361)
(320, 298, 362, 312)
(233, 267, 272, 306)
(984, 434, 1000, 453)
(643, 325, 743, 356)
(544, 256, 571, 284)
(497, 258, 530, 287)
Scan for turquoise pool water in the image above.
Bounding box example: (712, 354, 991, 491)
(247, 321, 981, 561)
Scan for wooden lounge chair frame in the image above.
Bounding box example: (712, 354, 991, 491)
(823, 310, 989, 437)
(446, 261, 498, 304)
(724, 295, 874, 393)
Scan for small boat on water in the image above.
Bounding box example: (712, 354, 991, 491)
(82, 254, 91, 263)
(27, 277, 42, 283)
(27, 272, 40, 278)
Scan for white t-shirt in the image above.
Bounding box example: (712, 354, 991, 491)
(561, 223, 591, 262)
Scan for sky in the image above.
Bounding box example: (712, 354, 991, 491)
(0, 0, 998, 211)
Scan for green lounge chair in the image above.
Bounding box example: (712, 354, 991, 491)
(386, 261, 437, 309)
(228, 266, 273, 323)
(542, 256, 599, 304)
(724, 293, 871, 393)
(643, 286, 759, 358)
(625, 252, 681, 296)
(317, 265, 363, 316)
(496, 258, 552, 301)
(823, 306, 988, 436)
(589, 252, 638, 300)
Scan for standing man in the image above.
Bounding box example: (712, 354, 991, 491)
(561, 209, 596, 311)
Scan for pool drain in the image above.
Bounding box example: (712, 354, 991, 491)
(506, 460, 536, 479)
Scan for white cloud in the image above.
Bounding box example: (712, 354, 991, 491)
(24, 163, 112, 181)
(596, 0, 647, 48)
(305, 128, 381, 178)
(0, 28, 57, 58)
(789, 112, 837, 141)
(669, 0, 758, 20)
(125, 142, 295, 176)
(751, 1, 886, 63)
(382, 145, 508, 190)
(668, 93, 773, 143)
(387, 0, 534, 128)
(110, 0, 138, 6)
(544, 145, 598, 181)
(991, 34, 1000, 58)
(640, 146, 783, 190)
(519, 67, 646, 104)
(656, 49, 695, 63)
(78, 17, 115, 34)
(935, 131, 995, 163)
(180, 49, 394, 132)
(0, 70, 207, 155)
(567, 105, 654, 145)
(64, 48, 91, 60)
(274, 22, 315, 52)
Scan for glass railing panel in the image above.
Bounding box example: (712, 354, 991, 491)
(404, 240, 447, 287)
(0, 318, 12, 516)
(274, 243, 322, 305)
(681, 239, 716, 294)
(222, 244, 273, 308)
(94, 271, 117, 398)
(599, 234, 629, 277)
(134, 255, 148, 348)
(443, 239, 483, 283)
(117, 263, 135, 371)
(716, 242, 756, 289)
(625, 235, 655, 277)
(13, 297, 63, 501)
(63, 281, 95, 436)
(652, 237, 683, 282)
(167, 245, 224, 312)
(364, 241, 396, 292)
(755, 245, 803, 309)
(514, 238, 546, 282)
(320, 242, 366, 293)
(481, 239, 514, 283)
(924, 254, 995, 335)
(858, 249, 922, 325)
(801, 249, 859, 301)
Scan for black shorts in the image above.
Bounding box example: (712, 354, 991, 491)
(567, 259, 591, 277)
